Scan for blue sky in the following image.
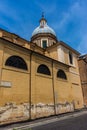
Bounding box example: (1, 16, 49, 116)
(0, 0, 87, 54)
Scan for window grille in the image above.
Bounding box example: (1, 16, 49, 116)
(57, 69, 67, 80)
(37, 64, 51, 75)
(5, 55, 28, 70)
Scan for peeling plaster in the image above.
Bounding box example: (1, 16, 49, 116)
(0, 102, 74, 124)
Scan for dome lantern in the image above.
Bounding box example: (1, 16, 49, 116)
(39, 13, 47, 28)
(32, 15, 56, 37)
(31, 14, 57, 48)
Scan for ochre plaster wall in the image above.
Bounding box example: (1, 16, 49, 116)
(1, 69, 30, 105)
(0, 43, 30, 106)
(0, 40, 84, 124)
(78, 58, 87, 106)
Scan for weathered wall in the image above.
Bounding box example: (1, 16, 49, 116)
(0, 102, 74, 125)
(78, 57, 87, 106)
(70, 68, 83, 109)
(0, 39, 84, 125)
(31, 56, 55, 118)
(0, 41, 30, 124)
(0, 103, 29, 125)
(53, 63, 74, 114)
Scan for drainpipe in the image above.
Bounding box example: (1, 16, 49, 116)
(0, 51, 4, 82)
(29, 51, 33, 119)
(52, 60, 56, 115)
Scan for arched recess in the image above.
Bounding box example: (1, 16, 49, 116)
(37, 64, 51, 75)
(57, 69, 67, 80)
(5, 55, 28, 70)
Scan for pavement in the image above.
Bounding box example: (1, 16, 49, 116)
(0, 109, 87, 130)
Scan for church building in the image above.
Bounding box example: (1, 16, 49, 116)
(0, 15, 83, 124)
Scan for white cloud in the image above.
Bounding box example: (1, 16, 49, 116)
(51, 1, 87, 54)
(53, 1, 83, 30)
(0, 0, 87, 54)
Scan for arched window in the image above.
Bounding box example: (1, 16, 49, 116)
(37, 64, 51, 75)
(5, 55, 28, 70)
(69, 52, 73, 64)
(57, 69, 67, 80)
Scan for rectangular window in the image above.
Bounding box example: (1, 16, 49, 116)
(69, 52, 73, 64)
(42, 40, 47, 49)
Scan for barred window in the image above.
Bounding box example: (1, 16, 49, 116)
(37, 64, 51, 75)
(57, 69, 67, 80)
(5, 55, 28, 70)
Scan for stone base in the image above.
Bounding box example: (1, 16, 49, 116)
(0, 102, 74, 125)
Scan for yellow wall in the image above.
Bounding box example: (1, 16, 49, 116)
(46, 46, 58, 60)
(0, 42, 83, 108)
(47, 44, 84, 108)
(53, 63, 71, 102)
(0, 39, 84, 124)
(31, 56, 54, 104)
(0, 42, 30, 106)
(1, 69, 30, 105)
(35, 75, 53, 103)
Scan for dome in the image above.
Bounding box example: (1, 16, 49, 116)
(32, 16, 56, 37)
(32, 25, 56, 37)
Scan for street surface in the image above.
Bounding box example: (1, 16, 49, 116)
(0, 110, 87, 130)
(32, 113, 87, 130)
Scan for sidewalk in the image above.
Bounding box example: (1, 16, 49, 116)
(0, 109, 87, 130)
